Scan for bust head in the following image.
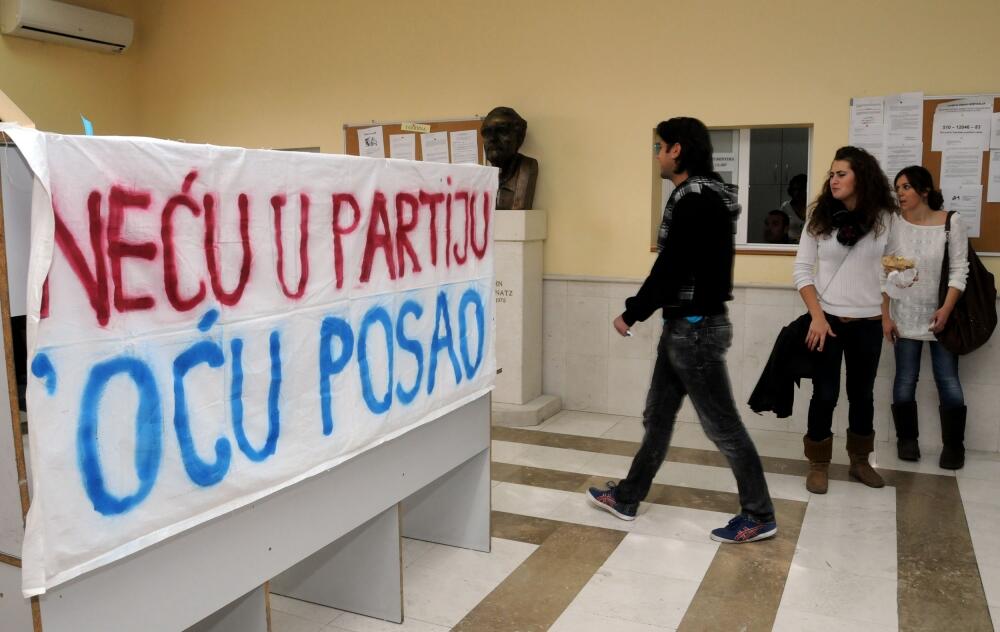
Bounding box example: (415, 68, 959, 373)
(481, 106, 527, 168)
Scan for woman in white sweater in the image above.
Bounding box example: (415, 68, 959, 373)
(793, 146, 897, 494)
(882, 166, 969, 469)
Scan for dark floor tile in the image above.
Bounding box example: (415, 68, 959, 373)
(453, 522, 625, 632)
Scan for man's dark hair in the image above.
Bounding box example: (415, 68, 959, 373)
(655, 117, 717, 179)
(788, 173, 807, 189)
(768, 209, 790, 228)
(807, 146, 897, 238)
(485, 106, 527, 144)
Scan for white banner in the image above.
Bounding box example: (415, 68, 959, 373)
(2, 127, 497, 595)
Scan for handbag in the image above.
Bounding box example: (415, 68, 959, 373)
(936, 211, 997, 355)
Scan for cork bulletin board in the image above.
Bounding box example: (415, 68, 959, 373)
(344, 118, 485, 164)
(920, 96, 1000, 253)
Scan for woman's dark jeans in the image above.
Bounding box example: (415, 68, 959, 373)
(806, 314, 883, 441)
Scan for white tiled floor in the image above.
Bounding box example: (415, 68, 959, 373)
(552, 534, 717, 631)
(491, 440, 596, 472)
(956, 451, 1000, 481)
(772, 607, 897, 632)
(270, 537, 536, 632)
(491, 438, 810, 502)
(270, 595, 343, 626)
(533, 410, 631, 437)
(492, 480, 733, 544)
(514, 411, 904, 630)
(272, 409, 1000, 631)
(599, 411, 956, 473)
(400, 537, 536, 628)
(548, 608, 676, 632)
(774, 498, 899, 630)
(791, 503, 897, 580)
(553, 567, 701, 630)
(601, 533, 718, 583)
(776, 565, 898, 628)
(960, 473, 1000, 610)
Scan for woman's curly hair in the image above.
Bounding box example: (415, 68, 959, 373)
(807, 146, 898, 238)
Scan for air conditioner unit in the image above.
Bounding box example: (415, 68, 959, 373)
(1, 0, 133, 53)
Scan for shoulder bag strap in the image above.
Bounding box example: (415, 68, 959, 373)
(939, 211, 956, 305)
(816, 241, 856, 302)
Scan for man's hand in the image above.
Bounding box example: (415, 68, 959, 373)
(613, 314, 631, 337)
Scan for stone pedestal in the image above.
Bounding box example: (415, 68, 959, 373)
(492, 210, 561, 426)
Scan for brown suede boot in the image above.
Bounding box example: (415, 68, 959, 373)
(803, 435, 832, 494)
(846, 429, 884, 488)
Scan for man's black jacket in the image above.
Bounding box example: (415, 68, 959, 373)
(748, 314, 821, 418)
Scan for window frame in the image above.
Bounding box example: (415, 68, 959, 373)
(650, 124, 813, 255)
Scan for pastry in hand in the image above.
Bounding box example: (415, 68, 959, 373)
(882, 255, 915, 272)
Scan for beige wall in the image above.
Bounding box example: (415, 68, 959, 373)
(5, 0, 1000, 281)
(0, 0, 141, 134)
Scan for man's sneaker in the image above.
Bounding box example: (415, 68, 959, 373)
(586, 482, 638, 521)
(710, 514, 777, 543)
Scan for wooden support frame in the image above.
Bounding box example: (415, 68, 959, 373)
(0, 134, 31, 525)
(0, 131, 42, 631)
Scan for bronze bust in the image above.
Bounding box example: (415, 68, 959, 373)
(481, 107, 538, 210)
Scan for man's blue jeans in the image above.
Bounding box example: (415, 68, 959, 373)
(893, 338, 964, 408)
(614, 314, 775, 523)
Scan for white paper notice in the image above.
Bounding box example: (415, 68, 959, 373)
(420, 131, 449, 163)
(942, 185, 983, 238)
(449, 130, 479, 164)
(932, 98, 992, 151)
(883, 143, 922, 180)
(358, 126, 385, 158)
(940, 149, 984, 188)
(886, 92, 923, 145)
(389, 133, 416, 161)
(988, 150, 1000, 203)
(713, 152, 736, 174)
(849, 97, 885, 162)
(992, 112, 1000, 149)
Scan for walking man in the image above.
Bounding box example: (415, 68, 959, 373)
(586, 117, 777, 543)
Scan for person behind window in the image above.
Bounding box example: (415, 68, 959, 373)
(792, 146, 897, 494)
(882, 166, 969, 468)
(763, 209, 795, 244)
(781, 173, 808, 241)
